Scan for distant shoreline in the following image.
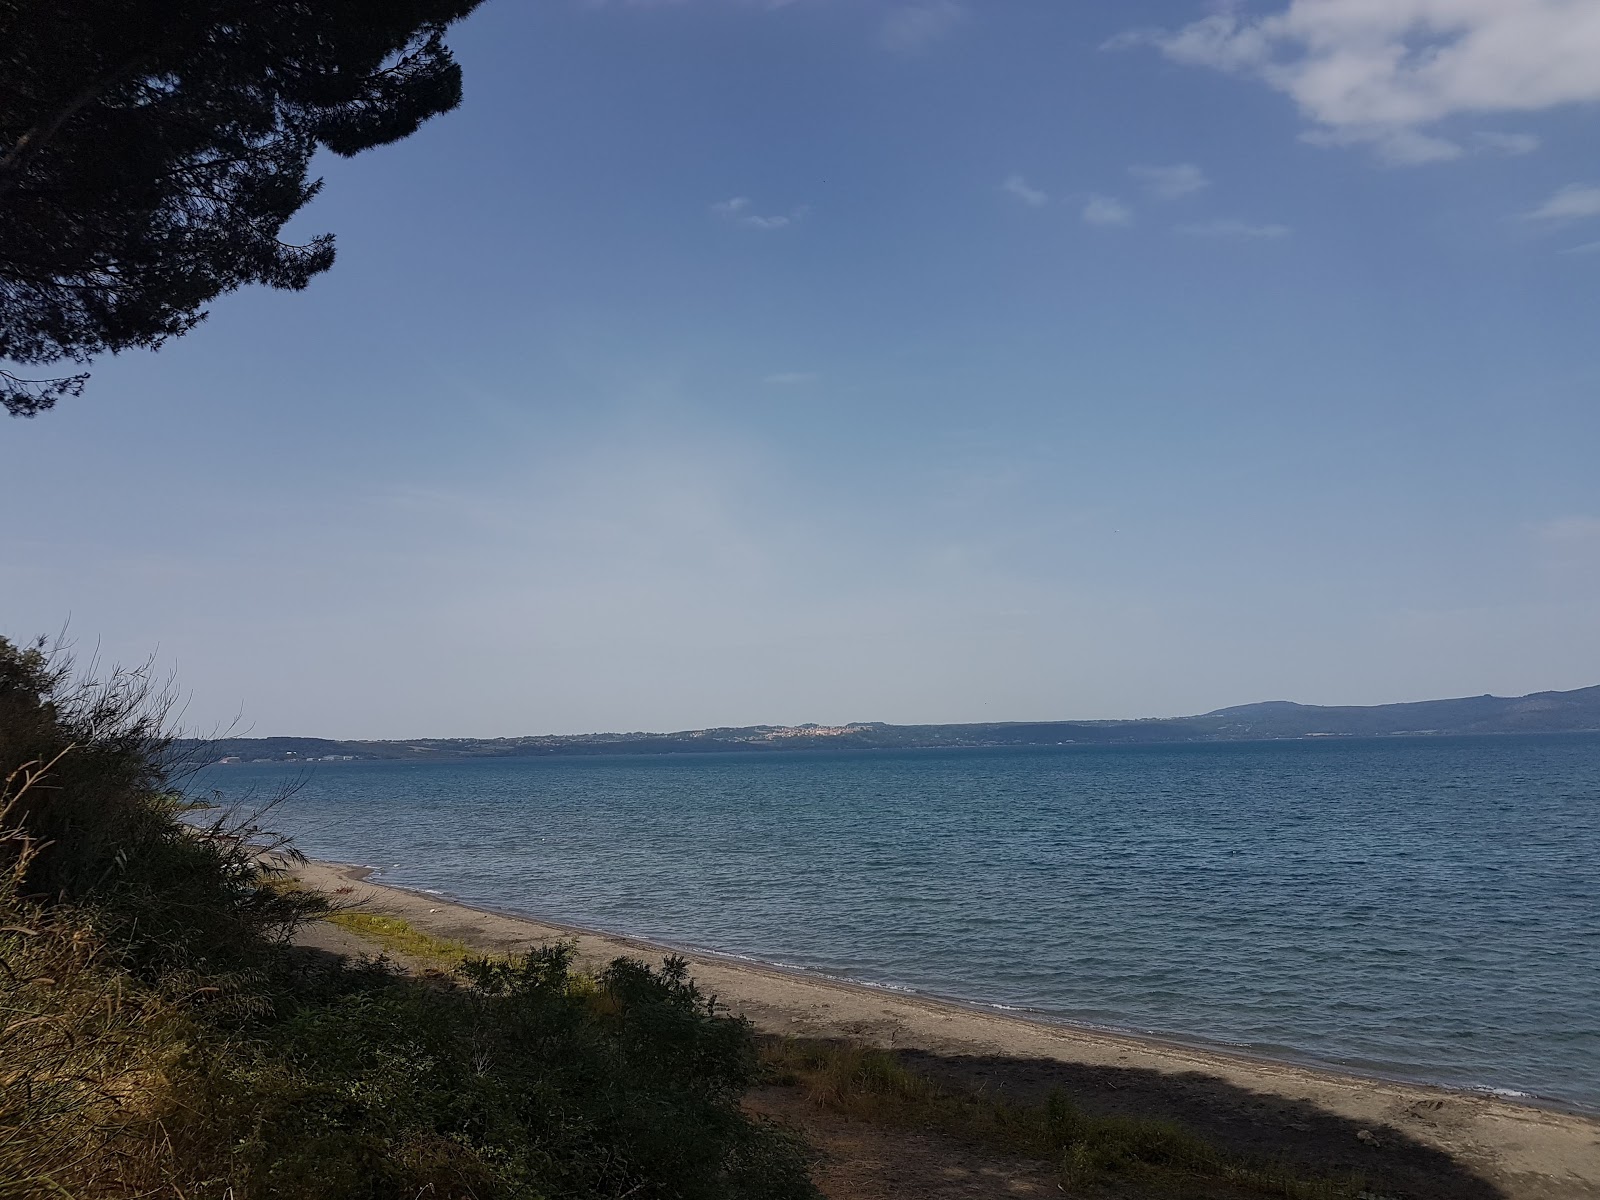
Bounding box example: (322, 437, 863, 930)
(291, 857, 1600, 1198)
(194, 689, 1600, 764)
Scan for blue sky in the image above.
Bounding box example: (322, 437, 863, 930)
(5, 0, 1600, 737)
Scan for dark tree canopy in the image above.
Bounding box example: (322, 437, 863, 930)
(0, 0, 485, 416)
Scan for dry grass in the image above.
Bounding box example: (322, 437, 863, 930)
(0, 911, 174, 1197)
(0, 759, 190, 1198)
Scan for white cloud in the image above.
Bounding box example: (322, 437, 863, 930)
(1301, 124, 1464, 165)
(1177, 218, 1292, 239)
(1110, 1, 1600, 165)
(711, 196, 807, 229)
(1001, 174, 1047, 206)
(881, 1, 964, 55)
(1524, 183, 1600, 222)
(1082, 195, 1133, 227)
(1474, 130, 1540, 155)
(1130, 163, 1210, 200)
(1564, 240, 1600, 255)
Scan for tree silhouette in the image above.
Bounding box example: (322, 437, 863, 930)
(0, 0, 486, 416)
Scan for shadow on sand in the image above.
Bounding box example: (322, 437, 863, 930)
(887, 1046, 1506, 1199)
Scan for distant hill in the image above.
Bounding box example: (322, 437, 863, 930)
(1195, 685, 1600, 738)
(179, 685, 1600, 763)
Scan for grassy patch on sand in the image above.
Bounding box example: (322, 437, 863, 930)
(761, 1038, 1366, 1199)
(326, 909, 478, 967)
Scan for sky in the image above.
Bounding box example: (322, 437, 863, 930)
(4, 0, 1600, 738)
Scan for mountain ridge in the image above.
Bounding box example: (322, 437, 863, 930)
(185, 684, 1600, 763)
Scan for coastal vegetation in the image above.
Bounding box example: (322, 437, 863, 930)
(0, 635, 815, 1198)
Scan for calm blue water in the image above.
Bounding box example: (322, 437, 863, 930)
(202, 736, 1600, 1110)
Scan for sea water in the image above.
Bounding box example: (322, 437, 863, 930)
(200, 735, 1600, 1110)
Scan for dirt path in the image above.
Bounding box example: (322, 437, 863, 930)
(287, 859, 1600, 1200)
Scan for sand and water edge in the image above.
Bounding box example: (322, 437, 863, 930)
(288, 858, 1600, 1200)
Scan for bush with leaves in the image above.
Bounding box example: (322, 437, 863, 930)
(0, 635, 318, 970)
(184, 948, 815, 1200)
(0, 635, 820, 1198)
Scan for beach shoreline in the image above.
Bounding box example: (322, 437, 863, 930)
(316, 859, 1578, 1117)
(289, 857, 1600, 1200)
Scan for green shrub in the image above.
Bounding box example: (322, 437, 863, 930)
(0, 635, 819, 1199)
(0, 636, 321, 973)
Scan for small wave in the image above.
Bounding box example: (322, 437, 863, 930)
(677, 944, 922, 993)
(687, 947, 763, 963)
(841, 976, 916, 993)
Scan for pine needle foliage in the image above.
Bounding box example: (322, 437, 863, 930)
(0, 0, 487, 415)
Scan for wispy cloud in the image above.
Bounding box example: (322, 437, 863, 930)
(1564, 240, 1600, 255)
(585, 0, 802, 9)
(581, 0, 692, 8)
(1536, 516, 1600, 546)
(1081, 195, 1133, 227)
(1130, 163, 1209, 200)
(1299, 126, 1462, 166)
(881, 1, 964, 55)
(711, 196, 808, 229)
(1177, 218, 1291, 240)
(1523, 183, 1600, 223)
(1532, 517, 1600, 581)
(763, 372, 817, 385)
(1474, 131, 1540, 156)
(1107, 1, 1600, 166)
(1001, 174, 1047, 206)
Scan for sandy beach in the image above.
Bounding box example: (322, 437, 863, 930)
(289, 859, 1600, 1200)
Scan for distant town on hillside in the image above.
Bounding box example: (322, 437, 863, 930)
(185, 685, 1600, 763)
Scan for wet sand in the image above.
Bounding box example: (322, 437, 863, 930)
(290, 859, 1600, 1200)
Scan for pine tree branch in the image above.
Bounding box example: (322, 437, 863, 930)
(0, 57, 148, 198)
